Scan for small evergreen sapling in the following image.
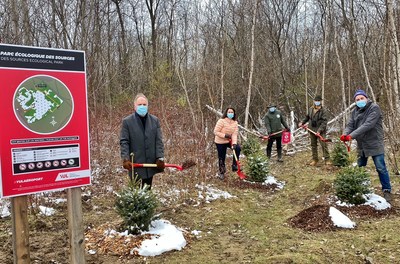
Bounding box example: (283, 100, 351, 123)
(244, 151, 270, 182)
(241, 135, 261, 156)
(115, 177, 159, 235)
(332, 142, 350, 167)
(334, 167, 371, 205)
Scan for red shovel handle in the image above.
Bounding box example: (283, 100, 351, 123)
(343, 141, 351, 152)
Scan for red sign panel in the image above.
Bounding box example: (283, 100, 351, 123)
(0, 44, 91, 198)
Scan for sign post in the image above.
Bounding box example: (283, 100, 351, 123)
(0, 44, 91, 263)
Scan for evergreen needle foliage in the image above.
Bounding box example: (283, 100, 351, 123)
(332, 142, 350, 167)
(244, 152, 270, 182)
(242, 135, 261, 156)
(115, 178, 159, 235)
(334, 167, 371, 205)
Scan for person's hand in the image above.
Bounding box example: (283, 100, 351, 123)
(224, 134, 232, 139)
(123, 160, 132, 171)
(284, 128, 290, 132)
(156, 158, 165, 172)
(231, 144, 237, 149)
(298, 122, 303, 127)
(316, 132, 321, 137)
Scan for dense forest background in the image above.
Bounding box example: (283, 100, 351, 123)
(1, 0, 400, 139)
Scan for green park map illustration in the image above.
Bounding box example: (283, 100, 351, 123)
(14, 75, 73, 134)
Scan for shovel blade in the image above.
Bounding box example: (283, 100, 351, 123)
(237, 170, 246, 179)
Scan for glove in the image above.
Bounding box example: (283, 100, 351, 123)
(231, 144, 237, 150)
(340, 135, 352, 141)
(224, 134, 232, 139)
(156, 158, 165, 172)
(123, 160, 132, 171)
(284, 128, 290, 132)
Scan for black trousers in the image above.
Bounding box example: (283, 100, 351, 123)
(266, 136, 282, 158)
(216, 143, 241, 174)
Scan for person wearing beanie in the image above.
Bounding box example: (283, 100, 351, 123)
(263, 104, 289, 162)
(340, 89, 392, 203)
(298, 95, 331, 166)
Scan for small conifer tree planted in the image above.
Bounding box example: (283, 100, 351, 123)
(332, 142, 350, 167)
(115, 177, 159, 235)
(334, 167, 371, 205)
(244, 151, 270, 182)
(241, 135, 261, 156)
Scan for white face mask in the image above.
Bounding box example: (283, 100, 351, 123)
(314, 101, 321, 106)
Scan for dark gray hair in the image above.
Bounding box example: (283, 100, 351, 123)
(134, 93, 148, 104)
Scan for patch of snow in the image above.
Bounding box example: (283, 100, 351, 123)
(262, 175, 285, 189)
(329, 207, 356, 228)
(53, 198, 67, 204)
(195, 184, 236, 202)
(335, 193, 391, 210)
(1, 200, 11, 218)
(363, 193, 391, 210)
(38, 205, 55, 216)
(191, 230, 202, 237)
(136, 219, 186, 256)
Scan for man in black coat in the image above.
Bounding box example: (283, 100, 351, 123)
(120, 93, 165, 189)
(340, 89, 392, 202)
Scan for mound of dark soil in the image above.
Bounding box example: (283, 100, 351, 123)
(288, 204, 397, 232)
(288, 204, 335, 232)
(229, 179, 279, 192)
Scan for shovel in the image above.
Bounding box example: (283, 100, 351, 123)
(229, 141, 247, 179)
(343, 141, 351, 152)
(132, 160, 196, 171)
(301, 125, 332, 142)
(261, 130, 285, 141)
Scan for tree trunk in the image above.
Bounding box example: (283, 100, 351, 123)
(244, 0, 258, 129)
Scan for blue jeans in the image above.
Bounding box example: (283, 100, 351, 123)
(358, 153, 391, 192)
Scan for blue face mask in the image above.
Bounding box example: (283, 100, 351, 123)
(314, 101, 321, 106)
(356, 100, 367, 108)
(136, 105, 148, 116)
(227, 113, 234, 119)
(269, 107, 276, 113)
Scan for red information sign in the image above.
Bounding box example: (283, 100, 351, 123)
(281, 131, 291, 145)
(0, 44, 91, 198)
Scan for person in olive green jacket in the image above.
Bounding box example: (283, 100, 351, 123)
(298, 95, 331, 166)
(264, 104, 289, 162)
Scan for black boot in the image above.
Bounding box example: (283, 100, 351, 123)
(277, 149, 283, 162)
(232, 164, 238, 172)
(266, 149, 272, 159)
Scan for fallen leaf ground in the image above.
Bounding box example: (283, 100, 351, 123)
(1, 148, 400, 263)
